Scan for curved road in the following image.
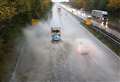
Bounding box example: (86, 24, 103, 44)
(11, 4, 120, 82)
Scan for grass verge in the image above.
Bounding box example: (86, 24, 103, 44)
(0, 12, 31, 82)
(82, 24, 120, 56)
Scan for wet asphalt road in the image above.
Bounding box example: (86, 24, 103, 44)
(11, 4, 120, 82)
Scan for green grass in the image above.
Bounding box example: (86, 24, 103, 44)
(82, 24, 120, 56)
(0, 12, 31, 82)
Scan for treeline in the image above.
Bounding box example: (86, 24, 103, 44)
(0, 0, 52, 22)
(0, 0, 52, 81)
(70, 0, 120, 17)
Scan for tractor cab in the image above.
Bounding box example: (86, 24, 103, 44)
(51, 27, 61, 41)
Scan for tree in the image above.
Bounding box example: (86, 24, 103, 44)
(71, 0, 90, 9)
(32, 0, 52, 18)
(0, 0, 17, 21)
(89, 0, 108, 10)
(107, 0, 120, 10)
(107, 0, 120, 16)
(0, 0, 52, 21)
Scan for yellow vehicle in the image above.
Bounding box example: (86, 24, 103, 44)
(32, 19, 40, 25)
(84, 16, 93, 26)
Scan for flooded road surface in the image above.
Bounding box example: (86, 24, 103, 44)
(11, 4, 120, 82)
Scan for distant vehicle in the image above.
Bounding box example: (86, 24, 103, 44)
(58, 7, 61, 12)
(84, 16, 93, 26)
(51, 27, 61, 42)
(92, 10, 108, 26)
(92, 10, 108, 19)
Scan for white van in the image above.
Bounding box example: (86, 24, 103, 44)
(92, 10, 108, 19)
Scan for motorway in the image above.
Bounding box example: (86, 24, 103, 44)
(11, 4, 120, 82)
